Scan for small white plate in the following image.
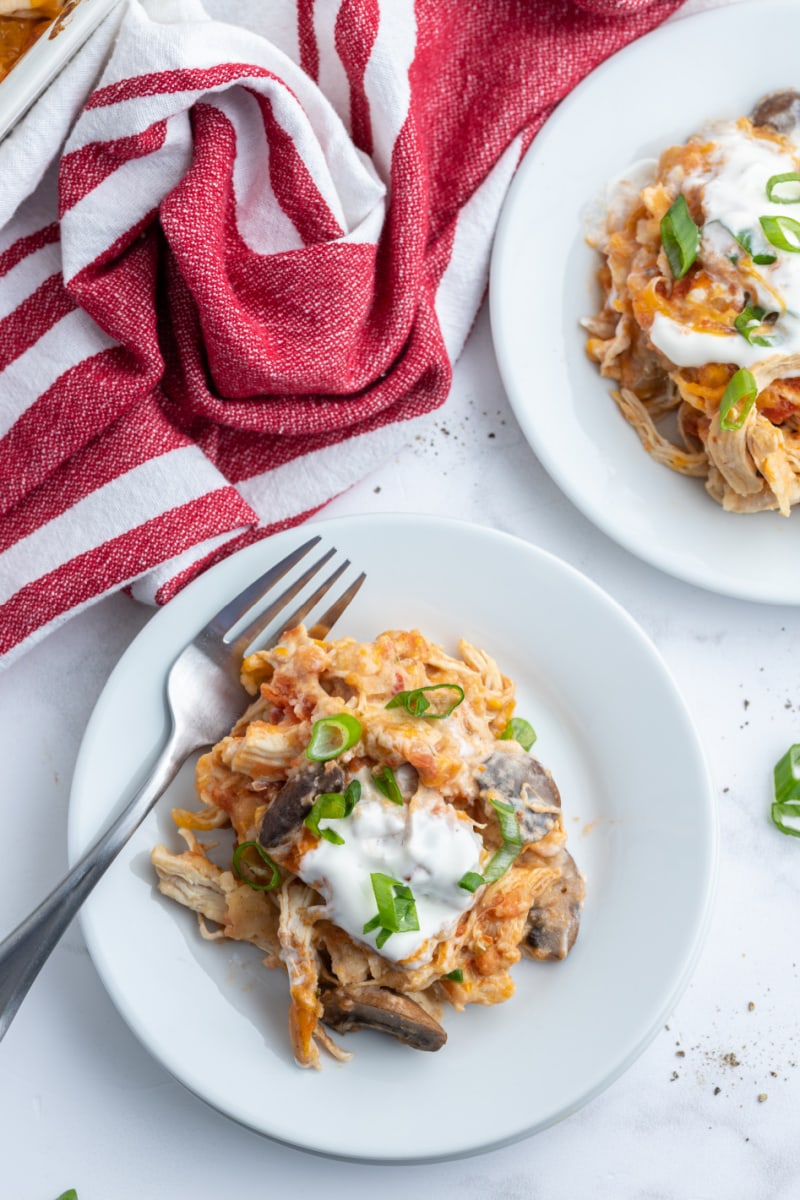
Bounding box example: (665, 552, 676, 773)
(490, 0, 800, 604)
(68, 514, 716, 1161)
(0, 0, 122, 141)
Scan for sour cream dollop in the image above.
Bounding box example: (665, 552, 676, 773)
(296, 775, 483, 967)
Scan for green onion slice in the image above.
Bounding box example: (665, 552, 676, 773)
(772, 743, 800, 836)
(733, 304, 775, 347)
(719, 368, 758, 432)
(304, 780, 361, 844)
(444, 968, 464, 983)
(766, 172, 800, 204)
(232, 841, 281, 890)
(483, 843, 522, 884)
(306, 712, 362, 761)
(362, 873, 420, 948)
(732, 228, 777, 266)
(55, 1193, 78, 1200)
(371, 764, 404, 805)
(490, 797, 522, 847)
(660, 194, 700, 279)
(499, 717, 537, 751)
(385, 684, 465, 719)
(458, 870, 484, 893)
(760, 214, 800, 253)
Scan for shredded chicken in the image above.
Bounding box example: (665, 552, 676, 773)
(151, 626, 584, 1068)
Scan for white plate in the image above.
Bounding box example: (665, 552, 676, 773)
(68, 514, 716, 1162)
(0, 0, 123, 142)
(490, 0, 800, 605)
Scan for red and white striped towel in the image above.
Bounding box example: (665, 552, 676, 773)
(0, 0, 683, 667)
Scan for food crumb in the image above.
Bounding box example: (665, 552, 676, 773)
(748, 1001, 755, 1011)
(722, 1052, 740, 1068)
(670, 1071, 679, 1081)
(676, 1050, 685, 1058)
(714, 1087, 721, 1095)
(758, 1093, 768, 1103)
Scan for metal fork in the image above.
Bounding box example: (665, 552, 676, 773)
(0, 536, 365, 1043)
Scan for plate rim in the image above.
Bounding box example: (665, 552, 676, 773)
(68, 511, 718, 1162)
(489, 0, 800, 606)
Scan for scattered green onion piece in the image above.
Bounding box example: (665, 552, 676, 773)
(458, 871, 484, 893)
(719, 368, 758, 432)
(499, 717, 537, 751)
(759, 214, 800, 253)
(385, 684, 465, 719)
(306, 712, 362, 761)
(660, 194, 700, 279)
(772, 740, 800, 835)
(304, 780, 361, 844)
(232, 841, 281, 890)
(733, 304, 774, 347)
(55, 1193, 78, 1200)
(771, 801, 800, 838)
(371, 764, 404, 805)
(444, 968, 464, 983)
(490, 797, 522, 846)
(766, 172, 800, 204)
(483, 843, 522, 884)
(732, 228, 777, 265)
(362, 873, 420, 948)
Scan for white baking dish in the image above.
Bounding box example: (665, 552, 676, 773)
(0, 0, 123, 140)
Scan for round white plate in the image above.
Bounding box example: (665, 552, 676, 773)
(68, 514, 716, 1162)
(490, 0, 800, 605)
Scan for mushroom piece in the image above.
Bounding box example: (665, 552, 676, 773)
(751, 89, 800, 135)
(258, 760, 345, 847)
(524, 849, 585, 961)
(321, 985, 447, 1051)
(477, 749, 562, 843)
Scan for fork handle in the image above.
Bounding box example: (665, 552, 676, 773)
(0, 724, 196, 1043)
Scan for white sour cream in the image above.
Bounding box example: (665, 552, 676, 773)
(648, 121, 800, 369)
(296, 774, 483, 966)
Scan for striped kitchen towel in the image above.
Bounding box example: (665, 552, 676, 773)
(0, 0, 683, 666)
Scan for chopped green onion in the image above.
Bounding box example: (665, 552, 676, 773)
(490, 797, 522, 846)
(483, 843, 522, 884)
(371, 764, 404, 805)
(772, 743, 800, 836)
(444, 968, 464, 983)
(55, 1193, 78, 1200)
(660, 194, 700, 279)
(774, 744, 800, 804)
(385, 684, 465, 719)
(458, 871, 484, 892)
(719, 368, 758, 432)
(499, 717, 537, 751)
(363, 873, 420, 948)
(760, 214, 800, 253)
(306, 712, 362, 761)
(232, 841, 281, 890)
(766, 172, 800, 204)
(733, 228, 777, 265)
(733, 304, 775, 347)
(304, 780, 361, 844)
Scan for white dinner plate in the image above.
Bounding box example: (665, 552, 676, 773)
(68, 513, 716, 1162)
(490, 0, 800, 605)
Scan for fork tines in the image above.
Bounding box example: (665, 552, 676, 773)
(222, 538, 366, 662)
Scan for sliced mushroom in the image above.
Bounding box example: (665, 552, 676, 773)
(751, 89, 800, 135)
(320, 985, 447, 1051)
(258, 760, 345, 847)
(477, 749, 561, 843)
(523, 849, 585, 961)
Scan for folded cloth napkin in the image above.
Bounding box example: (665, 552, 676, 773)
(0, 0, 684, 667)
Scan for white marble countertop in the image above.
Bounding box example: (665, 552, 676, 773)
(4, 1, 800, 1196)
